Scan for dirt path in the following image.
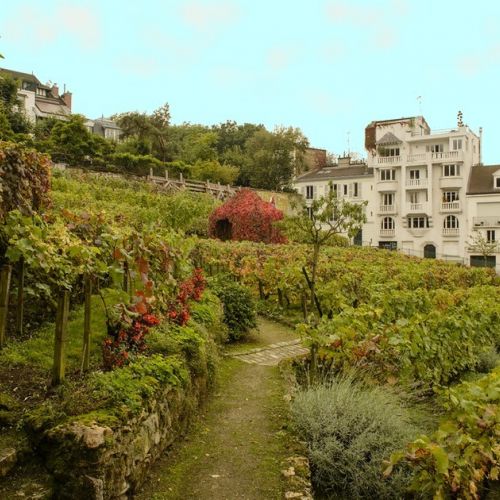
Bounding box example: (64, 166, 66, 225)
(135, 318, 298, 500)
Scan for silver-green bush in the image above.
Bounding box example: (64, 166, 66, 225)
(291, 375, 422, 499)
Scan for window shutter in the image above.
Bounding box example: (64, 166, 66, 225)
(348, 184, 353, 198)
(313, 185, 317, 199)
(358, 183, 362, 198)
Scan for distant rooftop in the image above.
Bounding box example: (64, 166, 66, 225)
(467, 164, 500, 195)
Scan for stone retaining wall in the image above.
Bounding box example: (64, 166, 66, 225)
(36, 375, 209, 499)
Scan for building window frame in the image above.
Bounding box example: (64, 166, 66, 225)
(381, 216, 395, 230)
(380, 169, 396, 181)
(408, 216, 429, 229)
(442, 191, 459, 202)
(444, 215, 459, 229)
(487, 230, 496, 243)
(443, 164, 461, 177)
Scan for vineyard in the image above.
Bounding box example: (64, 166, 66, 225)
(0, 143, 498, 499)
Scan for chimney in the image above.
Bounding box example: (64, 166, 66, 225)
(61, 91, 72, 111)
(338, 156, 351, 167)
(51, 83, 59, 97)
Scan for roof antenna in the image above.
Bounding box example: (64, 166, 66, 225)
(346, 131, 350, 156)
(417, 96, 423, 115)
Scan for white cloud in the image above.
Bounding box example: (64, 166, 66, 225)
(179, 1, 241, 32)
(457, 44, 500, 77)
(2, 3, 101, 51)
(374, 28, 398, 50)
(114, 56, 159, 78)
(267, 47, 297, 71)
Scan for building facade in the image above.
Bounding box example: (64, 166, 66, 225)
(294, 115, 500, 273)
(0, 68, 72, 122)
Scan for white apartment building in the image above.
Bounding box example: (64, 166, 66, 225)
(294, 115, 500, 273)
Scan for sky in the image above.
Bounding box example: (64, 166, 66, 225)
(1, 0, 500, 163)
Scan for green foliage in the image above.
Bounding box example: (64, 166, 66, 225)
(388, 368, 500, 500)
(240, 127, 308, 190)
(51, 170, 218, 235)
(0, 141, 51, 221)
(292, 375, 422, 499)
(209, 277, 257, 341)
(190, 159, 239, 185)
(108, 151, 164, 176)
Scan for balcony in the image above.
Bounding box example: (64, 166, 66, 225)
(406, 178, 428, 189)
(406, 202, 430, 214)
(473, 216, 500, 228)
(443, 228, 460, 237)
(377, 156, 401, 165)
(406, 153, 426, 163)
(406, 151, 463, 164)
(378, 204, 397, 215)
(376, 180, 398, 192)
(380, 229, 395, 238)
(440, 201, 461, 212)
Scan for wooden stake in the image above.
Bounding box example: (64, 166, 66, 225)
(82, 275, 92, 372)
(16, 258, 25, 337)
(0, 265, 12, 348)
(52, 290, 70, 385)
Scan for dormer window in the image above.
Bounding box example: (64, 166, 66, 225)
(495, 176, 500, 189)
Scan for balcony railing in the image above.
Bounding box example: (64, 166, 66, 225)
(406, 151, 463, 163)
(379, 204, 396, 213)
(443, 228, 460, 236)
(472, 216, 500, 228)
(377, 156, 401, 164)
(380, 229, 395, 238)
(441, 201, 461, 212)
(407, 153, 426, 163)
(406, 178, 428, 188)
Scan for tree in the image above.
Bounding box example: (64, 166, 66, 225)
(467, 231, 497, 267)
(283, 183, 367, 315)
(0, 74, 32, 135)
(242, 126, 309, 190)
(190, 159, 239, 185)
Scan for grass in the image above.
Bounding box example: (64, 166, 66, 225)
(0, 288, 127, 371)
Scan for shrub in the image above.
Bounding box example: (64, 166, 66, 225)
(291, 375, 422, 499)
(210, 278, 257, 341)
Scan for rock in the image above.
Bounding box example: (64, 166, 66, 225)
(281, 466, 295, 477)
(70, 423, 113, 449)
(285, 492, 302, 499)
(0, 447, 17, 477)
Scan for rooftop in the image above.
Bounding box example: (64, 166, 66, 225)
(295, 164, 373, 183)
(467, 164, 500, 195)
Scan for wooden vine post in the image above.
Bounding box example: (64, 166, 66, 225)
(0, 264, 12, 348)
(16, 257, 25, 336)
(82, 275, 92, 372)
(52, 290, 70, 385)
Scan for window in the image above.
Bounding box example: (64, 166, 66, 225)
(409, 169, 420, 180)
(381, 217, 395, 229)
(408, 216, 429, 229)
(487, 230, 496, 243)
(382, 193, 394, 206)
(307, 207, 313, 219)
(380, 169, 395, 181)
(343, 184, 348, 196)
(443, 164, 460, 177)
(444, 215, 459, 229)
(495, 177, 500, 189)
(331, 183, 338, 194)
(427, 144, 444, 153)
(409, 192, 419, 204)
(452, 139, 463, 150)
(305, 186, 314, 199)
(442, 191, 459, 202)
(380, 147, 400, 157)
(353, 182, 359, 197)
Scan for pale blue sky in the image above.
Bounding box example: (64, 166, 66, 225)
(1, 0, 500, 163)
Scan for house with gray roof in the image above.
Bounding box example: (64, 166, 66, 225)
(466, 164, 500, 270)
(0, 67, 72, 123)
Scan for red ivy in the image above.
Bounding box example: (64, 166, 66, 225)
(208, 189, 286, 244)
(168, 268, 206, 326)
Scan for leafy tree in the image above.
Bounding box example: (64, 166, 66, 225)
(0, 74, 31, 134)
(43, 114, 112, 165)
(242, 126, 309, 190)
(283, 182, 367, 315)
(467, 231, 497, 267)
(190, 159, 239, 185)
